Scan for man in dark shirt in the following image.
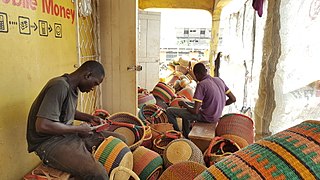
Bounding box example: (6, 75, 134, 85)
(27, 60, 125, 180)
(167, 62, 236, 138)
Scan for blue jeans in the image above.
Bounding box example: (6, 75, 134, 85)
(166, 107, 205, 138)
(35, 131, 126, 180)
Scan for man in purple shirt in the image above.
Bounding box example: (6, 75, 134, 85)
(166, 62, 236, 138)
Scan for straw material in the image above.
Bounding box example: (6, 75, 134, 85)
(176, 87, 194, 101)
(163, 139, 205, 168)
(195, 120, 320, 180)
(220, 134, 248, 148)
(204, 136, 240, 167)
(152, 130, 183, 156)
(106, 112, 145, 151)
(94, 136, 133, 179)
(110, 166, 139, 180)
(23, 163, 70, 180)
(152, 82, 176, 104)
(138, 104, 168, 125)
(169, 97, 191, 108)
(93, 109, 110, 119)
(141, 126, 153, 149)
(138, 93, 156, 109)
(159, 161, 207, 180)
(216, 113, 255, 148)
(150, 123, 174, 142)
(133, 146, 163, 180)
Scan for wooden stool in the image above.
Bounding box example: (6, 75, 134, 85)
(23, 163, 71, 180)
(188, 122, 216, 152)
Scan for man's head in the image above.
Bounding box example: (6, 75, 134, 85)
(76, 60, 105, 93)
(193, 63, 207, 81)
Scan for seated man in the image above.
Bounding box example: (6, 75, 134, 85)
(26, 60, 126, 180)
(166, 62, 236, 138)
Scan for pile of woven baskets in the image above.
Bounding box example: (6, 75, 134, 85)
(92, 108, 320, 180)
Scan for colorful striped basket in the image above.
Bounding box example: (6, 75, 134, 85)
(106, 112, 145, 151)
(138, 104, 168, 125)
(152, 82, 176, 104)
(163, 138, 205, 169)
(158, 161, 207, 180)
(133, 146, 163, 180)
(169, 97, 191, 108)
(176, 86, 194, 101)
(195, 120, 320, 180)
(94, 136, 133, 179)
(215, 113, 255, 148)
(138, 93, 156, 109)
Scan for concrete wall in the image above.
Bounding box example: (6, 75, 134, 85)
(218, 0, 320, 138)
(0, 0, 77, 179)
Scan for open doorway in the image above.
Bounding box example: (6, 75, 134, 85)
(137, 8, 212, 92)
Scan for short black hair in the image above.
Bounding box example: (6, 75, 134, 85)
(78, 60, 105, 77)
(193, 62, 207, 75)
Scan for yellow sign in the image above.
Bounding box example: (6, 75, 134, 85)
(0, 0, 75, 38)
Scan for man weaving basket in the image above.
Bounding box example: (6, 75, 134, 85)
(26, 61, 126, 180)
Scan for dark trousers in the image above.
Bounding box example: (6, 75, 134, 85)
(35, 131, 126, 180)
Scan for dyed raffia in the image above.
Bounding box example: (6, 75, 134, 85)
(195, 120, 320, 180)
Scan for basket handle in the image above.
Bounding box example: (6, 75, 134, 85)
(206, 136, 224, 157)
(110, 166, 140, 180)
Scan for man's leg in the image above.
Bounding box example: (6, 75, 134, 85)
(35, 135, 109, 180)
(166, 107, 201, 137)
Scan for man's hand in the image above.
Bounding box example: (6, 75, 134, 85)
(77, 123, 93, 138)
(90, 116, 103, 126)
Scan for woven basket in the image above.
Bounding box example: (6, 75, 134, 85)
(138, 104, 168, 125)
(152, 130, 183, 156)
(195, 120, 320, 180)
(166, 75, 179, 86)
(93, 136, 133, 179)
(149, 123, 174, 142)
(141, 126, 153, 149)
(169, 97, 191, 108)
(163, 138, 205, 168)
(106, 112, 145, 151)
(138, 93, 156, 109)
(92, 109, 110, 120)
(152, 82, 176, 104)
(133, 146, 163, 180)
(176, 87, 194, 101)
(204, 136, 240, 167)
(215, 113, 255, 148)
(159, 161, 207, 180)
